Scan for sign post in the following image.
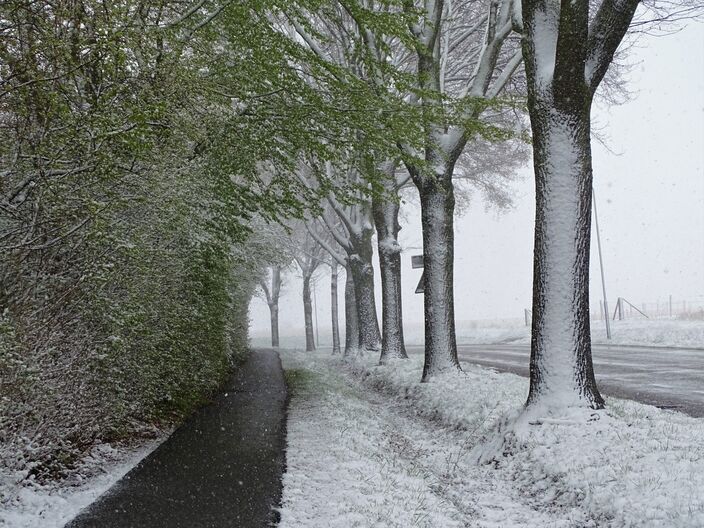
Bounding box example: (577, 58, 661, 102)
(593, 188, 611, 340)
(412, 254, 424, 294)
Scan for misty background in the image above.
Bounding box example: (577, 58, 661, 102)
(249, 23, 704, 345)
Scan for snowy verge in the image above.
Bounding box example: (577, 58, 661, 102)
(279, 355, 462, 527)
(346, 353, 704, 527)
(0, 436, 167, 528)
(279, 350, 568, 527)
(281, 349, 704, 527)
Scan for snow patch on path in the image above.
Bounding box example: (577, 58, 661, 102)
(0, 437, 166, 528)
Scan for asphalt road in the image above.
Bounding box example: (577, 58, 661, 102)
(65, 349, 288, 528)
(432, 343, 704, 417)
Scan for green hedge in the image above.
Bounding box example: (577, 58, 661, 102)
(0, 165, 263, 481)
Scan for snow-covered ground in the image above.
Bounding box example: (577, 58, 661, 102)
(279, 349, 704, 527)
(450, 317, 704, 349)
(0, 437, 166, 528)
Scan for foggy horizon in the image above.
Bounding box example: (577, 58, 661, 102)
(250, 22, 704, 339)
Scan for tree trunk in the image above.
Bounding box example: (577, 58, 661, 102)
(373, 195, 408, 363)
(330, 263, 341, 354)
(302, 274, 315, 351)
(415, 174, 461, 380)
(348, 233, 382, 353)
(269, 302, 280, 348)
(261, 266, 282, 348)
(522, 2, 604, 408)
(524, 105, 604, 409)
(343, 265, 361, 357)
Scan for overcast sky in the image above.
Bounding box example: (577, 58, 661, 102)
(250, 22, 704, 340)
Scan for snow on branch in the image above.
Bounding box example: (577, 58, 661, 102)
(305, 220, 348, 267)
(586, 0, 641, 93)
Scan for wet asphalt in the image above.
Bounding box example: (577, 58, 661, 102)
(408, 343, 704, 417)
(65, 349, 288, 528)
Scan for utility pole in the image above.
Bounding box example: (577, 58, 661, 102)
(593, 188, 611, 340)
(313, 278, 319, 347)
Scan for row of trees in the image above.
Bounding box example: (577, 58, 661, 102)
(257, 0, 700, 413)
(0, 0, 412, 479)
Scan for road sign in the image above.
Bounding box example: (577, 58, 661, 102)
(412, 254, 424, 294)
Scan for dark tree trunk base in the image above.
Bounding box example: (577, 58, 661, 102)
(415, 175, 461, 382)
(374, 195, 408, 364)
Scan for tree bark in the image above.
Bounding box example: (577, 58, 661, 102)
(330, 262, 341, 354)
(261, 266, 282, 348)
(270, 266, 282, 347)
(525, 106, 603, 409)
(372, 195, 408, 363)
(269, 302, 280, 348)
(522, 0, 605, 409)
(343, 265, 361, 357)
(414, 171, 461, 381)
(302, 274, 315, 352)
(348, 231, 382, 353)
(405, 14, 464, 381)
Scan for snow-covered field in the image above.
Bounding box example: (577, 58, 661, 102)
(0, 437, 166, 528)
(279, 349, 704, 527)
(448, 317, 704, 349)
(256, 317, 704, 350)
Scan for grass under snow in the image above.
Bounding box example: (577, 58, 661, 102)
(279, 349, 704, 528)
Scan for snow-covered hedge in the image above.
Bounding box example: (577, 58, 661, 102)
(0, 166, 260, 485)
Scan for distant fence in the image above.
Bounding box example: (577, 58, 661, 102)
(524, 297, 704, 325)
(594, 296, 704, 321)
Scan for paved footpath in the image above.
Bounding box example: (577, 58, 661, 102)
(65, 349, 287, 528)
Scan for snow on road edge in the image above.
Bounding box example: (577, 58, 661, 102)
(279, 350, 573, 527)
(278, 349, 704, 527)
(345, 353, 704, 527)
